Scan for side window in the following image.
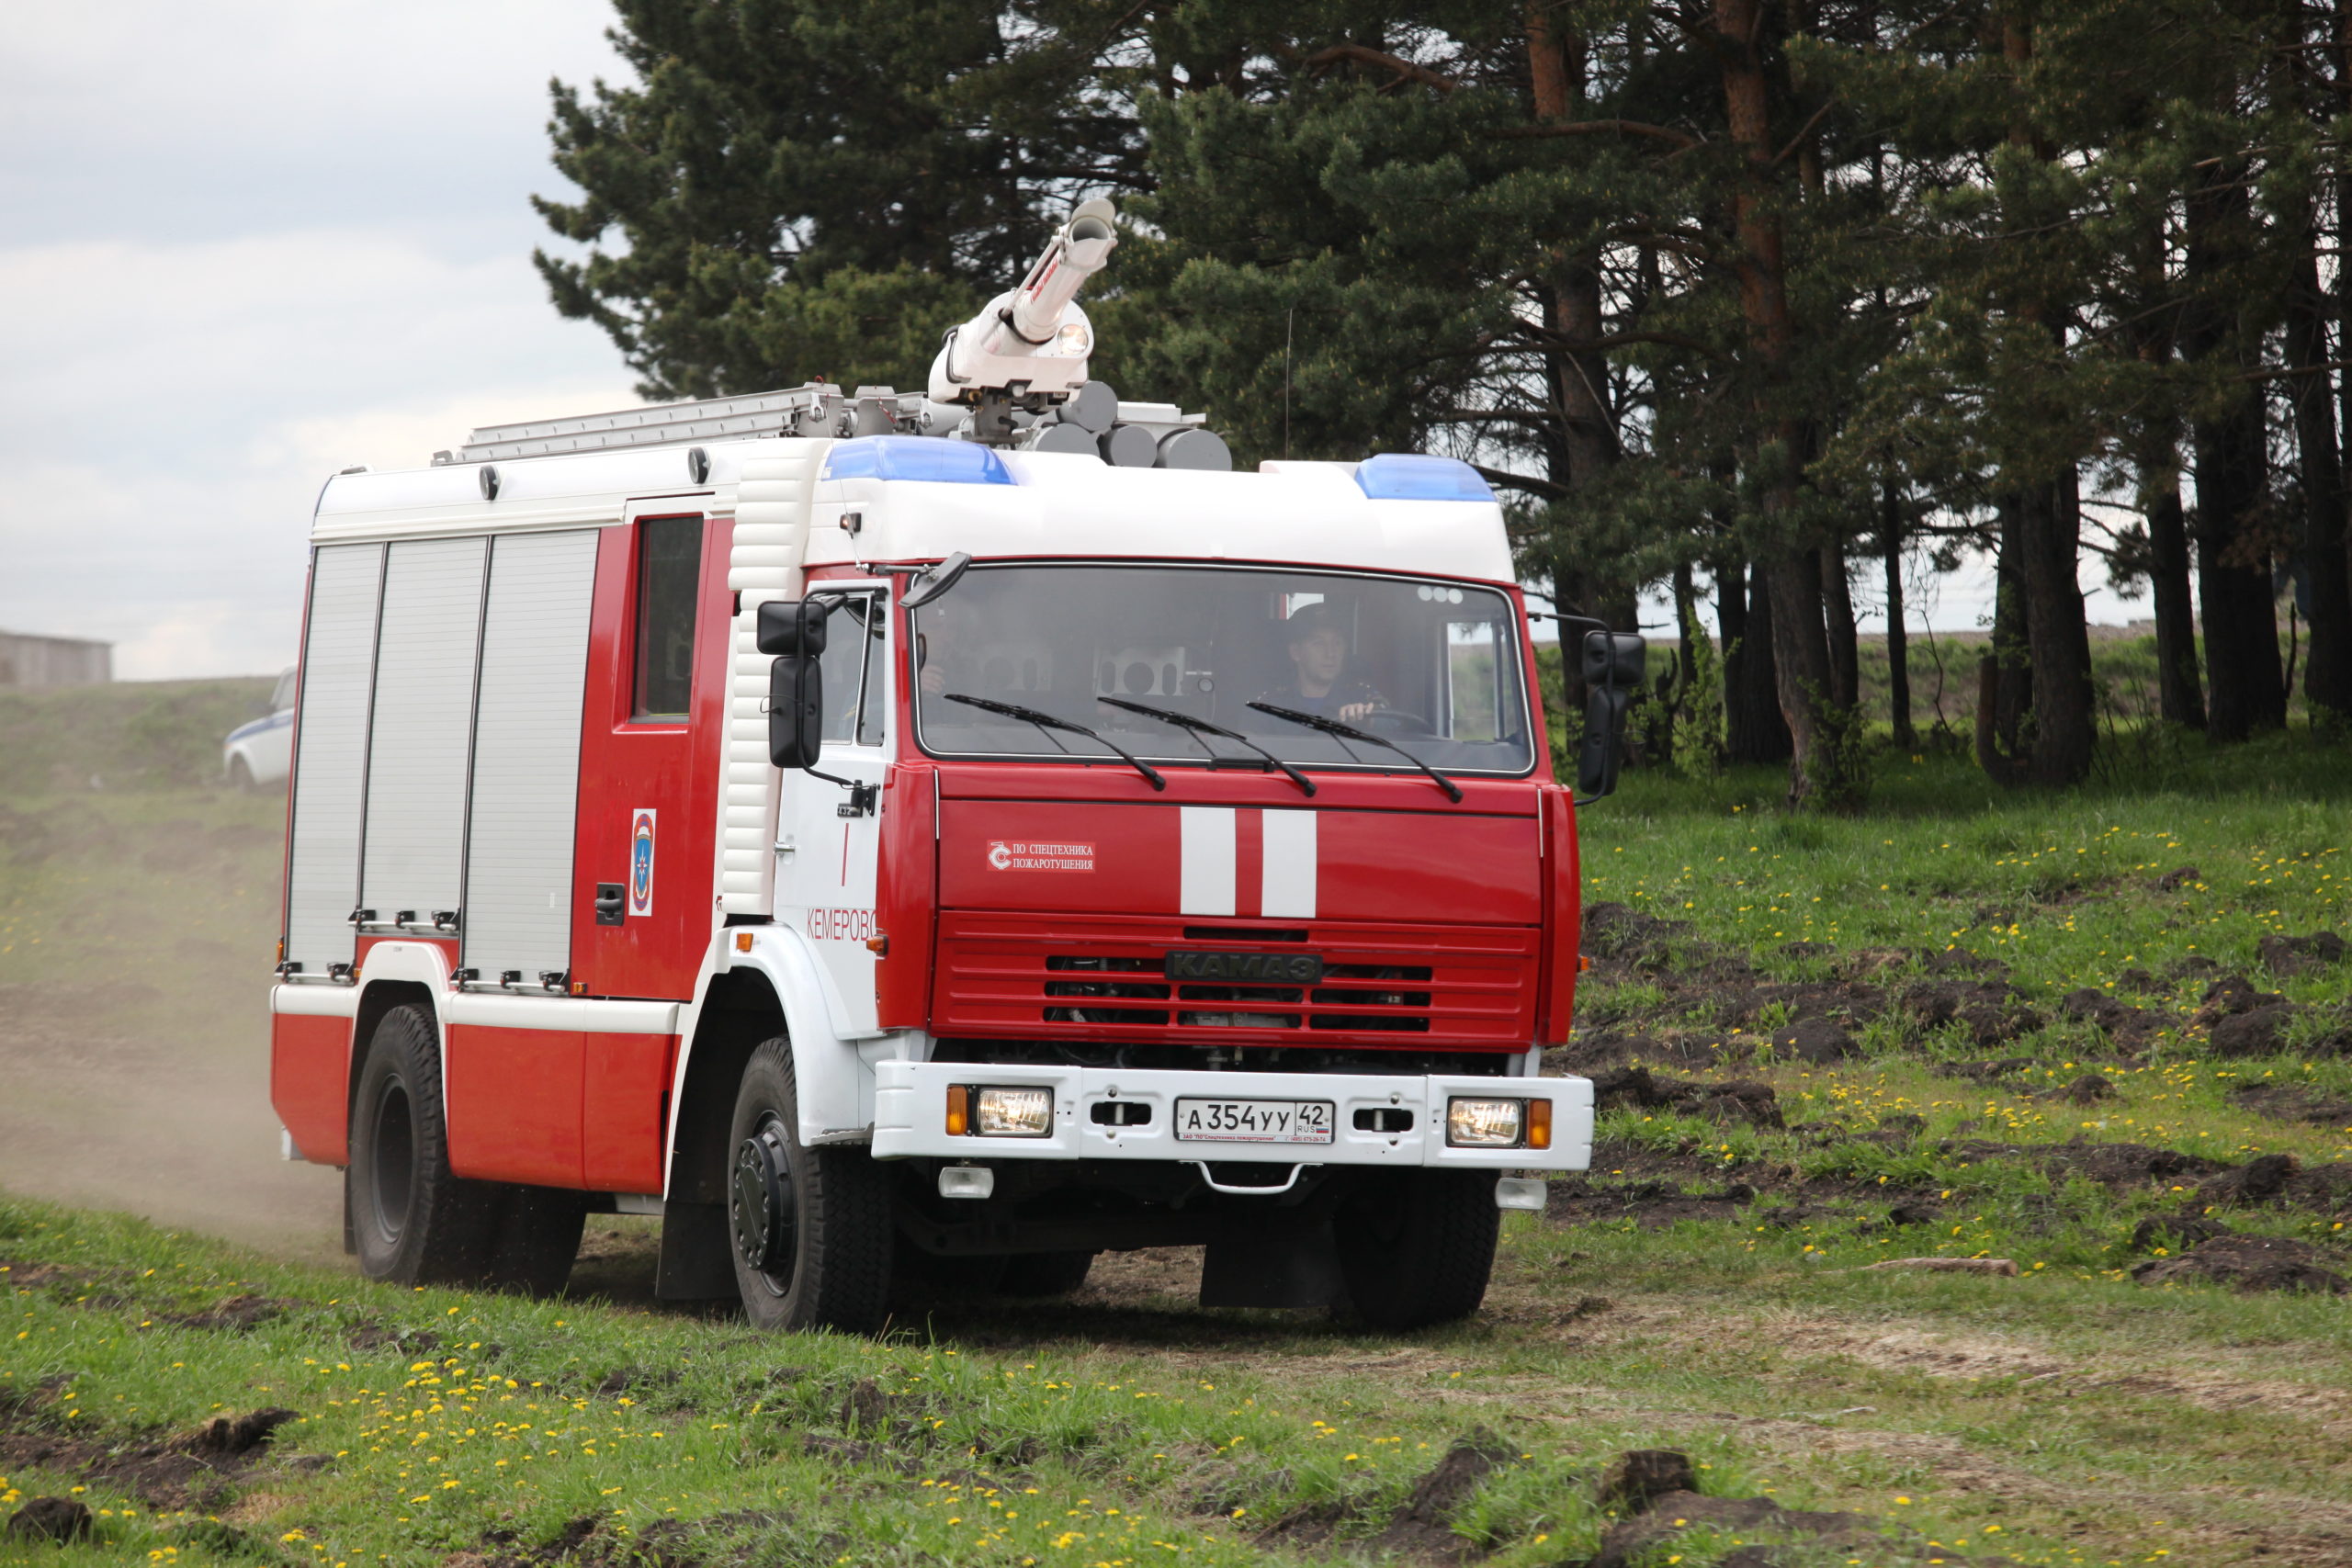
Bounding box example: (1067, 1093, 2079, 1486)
(1445, 619, 1503, 741)
(816, 593, 888, 746)
(631, 517, 702, 721)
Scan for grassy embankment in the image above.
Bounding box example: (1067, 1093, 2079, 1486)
(5, 684, 2352, 1567)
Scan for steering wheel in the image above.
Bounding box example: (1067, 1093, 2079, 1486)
(1357, 706, 1436, 735)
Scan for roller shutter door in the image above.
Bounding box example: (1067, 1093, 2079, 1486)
(359, 537, 488, 925)
(284, 543, 386, 975)
(461, 530, 597, 982)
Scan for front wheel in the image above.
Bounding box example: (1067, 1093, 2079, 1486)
(727, 1038, 892, 1332)
(1334, 1170, 1498, 1330)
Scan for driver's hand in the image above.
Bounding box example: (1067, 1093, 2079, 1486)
(1339, 702, 1375, 722)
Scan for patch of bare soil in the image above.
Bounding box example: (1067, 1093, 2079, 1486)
(2233, 1082, 2352, 1129)
(0, 1404, 303, 1510)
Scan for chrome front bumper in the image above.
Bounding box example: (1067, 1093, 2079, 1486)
(869, 1062, 1592, 1170)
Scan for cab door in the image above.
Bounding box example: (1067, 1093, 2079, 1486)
(774, 585, 890, 1033)
(572, 509, 730, 1000)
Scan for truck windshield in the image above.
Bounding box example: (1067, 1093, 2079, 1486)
(909, 564, 1534, 776)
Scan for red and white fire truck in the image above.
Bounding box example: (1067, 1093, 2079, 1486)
(267, 199, 1640, 1330)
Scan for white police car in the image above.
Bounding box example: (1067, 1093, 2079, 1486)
(223, 667, 297, 790)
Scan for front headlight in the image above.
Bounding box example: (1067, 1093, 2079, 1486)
(974, 1086, 1055, 1137)
(1446, 1097, 1526, 1148)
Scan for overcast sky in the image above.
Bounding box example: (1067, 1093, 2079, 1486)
(0, 6, 2134, 680)
(0, 0, 635, 678)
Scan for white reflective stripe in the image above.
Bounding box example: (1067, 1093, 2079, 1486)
(1261, 809, 1317, 919)
(445, 993, 680, 1033)
(271, 983, 360, 1018)
(1178, 806, 1236, 916)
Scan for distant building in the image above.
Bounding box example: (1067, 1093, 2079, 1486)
(0, 629, 112, 688)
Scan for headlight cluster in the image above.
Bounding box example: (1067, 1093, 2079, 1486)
(1444, 1096, 1552, 1150)
(944, 1085, 1055, 1138)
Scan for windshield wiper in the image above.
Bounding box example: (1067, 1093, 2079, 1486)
(1245, 702, 1463, 803)
(943, 693, 1166, 791)
(1096, 697, 1317, 797)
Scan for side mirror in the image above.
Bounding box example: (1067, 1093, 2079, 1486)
(768, 655, 824, 769)
(899, 550, 972, 610)
(1574, 629, 1645, 803)
(1577, 687, 1630, 798)
(1580, 630, 1646, 690)
(757, 598, 832, 656)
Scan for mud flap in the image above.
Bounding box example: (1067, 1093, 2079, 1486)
(655, 1200, 737, 1299)
(1199, 1223, 1344, 1310)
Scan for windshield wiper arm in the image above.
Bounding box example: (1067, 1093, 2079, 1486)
(943, 693, 1166, 791)
(1245, 701, 1463, 803)
(1096, 696, 1317, 797)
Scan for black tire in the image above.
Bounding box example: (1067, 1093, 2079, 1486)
(481, 1185, 587, 1297)
(1334, 1170, 1498, 1330)
(727, 1038, 892, 1332)
(996, 1250, 1096, 1298)
(346, 1005, 503, 1286)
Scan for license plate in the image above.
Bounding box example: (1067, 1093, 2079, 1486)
(1173, 1098, 1335, 1145)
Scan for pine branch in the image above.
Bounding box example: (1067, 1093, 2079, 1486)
(1490, 119, 1704, 150)
(1300, 44, 1460, 95)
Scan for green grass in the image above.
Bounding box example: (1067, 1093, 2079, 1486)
(6, 682, 2352, 1565)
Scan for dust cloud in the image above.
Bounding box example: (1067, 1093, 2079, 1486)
(0, 772, 345, 1261)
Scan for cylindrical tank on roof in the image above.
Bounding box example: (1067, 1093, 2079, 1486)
(1156, 427, 1232, 472)
(1029, 423, 1100, 457)
(1101, 425, 1159, 468)
(1058, 380, 1118, 434)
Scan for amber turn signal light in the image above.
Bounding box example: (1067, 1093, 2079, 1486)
(865, 933, 888, 955)
(944, 1084, 969, 1137)
(1526, 1098, 1553, 1150)
(734, 931, 754, 953)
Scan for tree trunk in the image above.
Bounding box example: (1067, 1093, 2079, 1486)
(2287, 244, 2352, 720)
(2185, 164, 2286, 741)
(1883, 487, 1916, 750)
(1712, 0, 1857, 807)
(2143, 437, 2207, 728)
(2019, 470, 2096, 784)
(1977, 502, 2030, 784)
(1720, 560, 1792, 763)
(1821, 541, 1860, 711)
(1528, 2, 1632, 637)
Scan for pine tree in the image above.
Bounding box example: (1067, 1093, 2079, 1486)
(532, 0, 1124, 398)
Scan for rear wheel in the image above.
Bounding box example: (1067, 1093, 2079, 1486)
(727, 1038, 892, 1332)
(482, 1185, 587, 1297)
(1334, 1171, 1498, 1330)
(996, 1250, 1096, 1298)
(346, 1005, 503, 1286)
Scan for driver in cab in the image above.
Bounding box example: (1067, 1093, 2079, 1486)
(1259, 603, 1385, 722)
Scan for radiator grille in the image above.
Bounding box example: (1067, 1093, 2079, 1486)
(936, 913, 1535, 1048)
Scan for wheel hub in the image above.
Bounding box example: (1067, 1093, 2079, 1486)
(730, 1118, 797, 1279)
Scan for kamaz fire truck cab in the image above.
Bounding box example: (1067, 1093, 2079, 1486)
(268, 200, 1640, 1330)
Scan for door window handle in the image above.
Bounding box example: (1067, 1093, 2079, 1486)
(594, 883, 626, 925)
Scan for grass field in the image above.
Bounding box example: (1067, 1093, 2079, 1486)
(4, 684, 2352, 1566)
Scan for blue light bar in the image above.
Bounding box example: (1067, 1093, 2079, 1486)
(1353, 452, 1494, 502)
(822, 435, 1013, 486)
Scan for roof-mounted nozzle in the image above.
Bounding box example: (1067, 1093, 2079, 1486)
(929, 198, 1118, 439)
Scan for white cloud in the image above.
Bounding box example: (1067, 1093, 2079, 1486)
(0, 0, 637, 679)
(0, 228, 631, 676)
